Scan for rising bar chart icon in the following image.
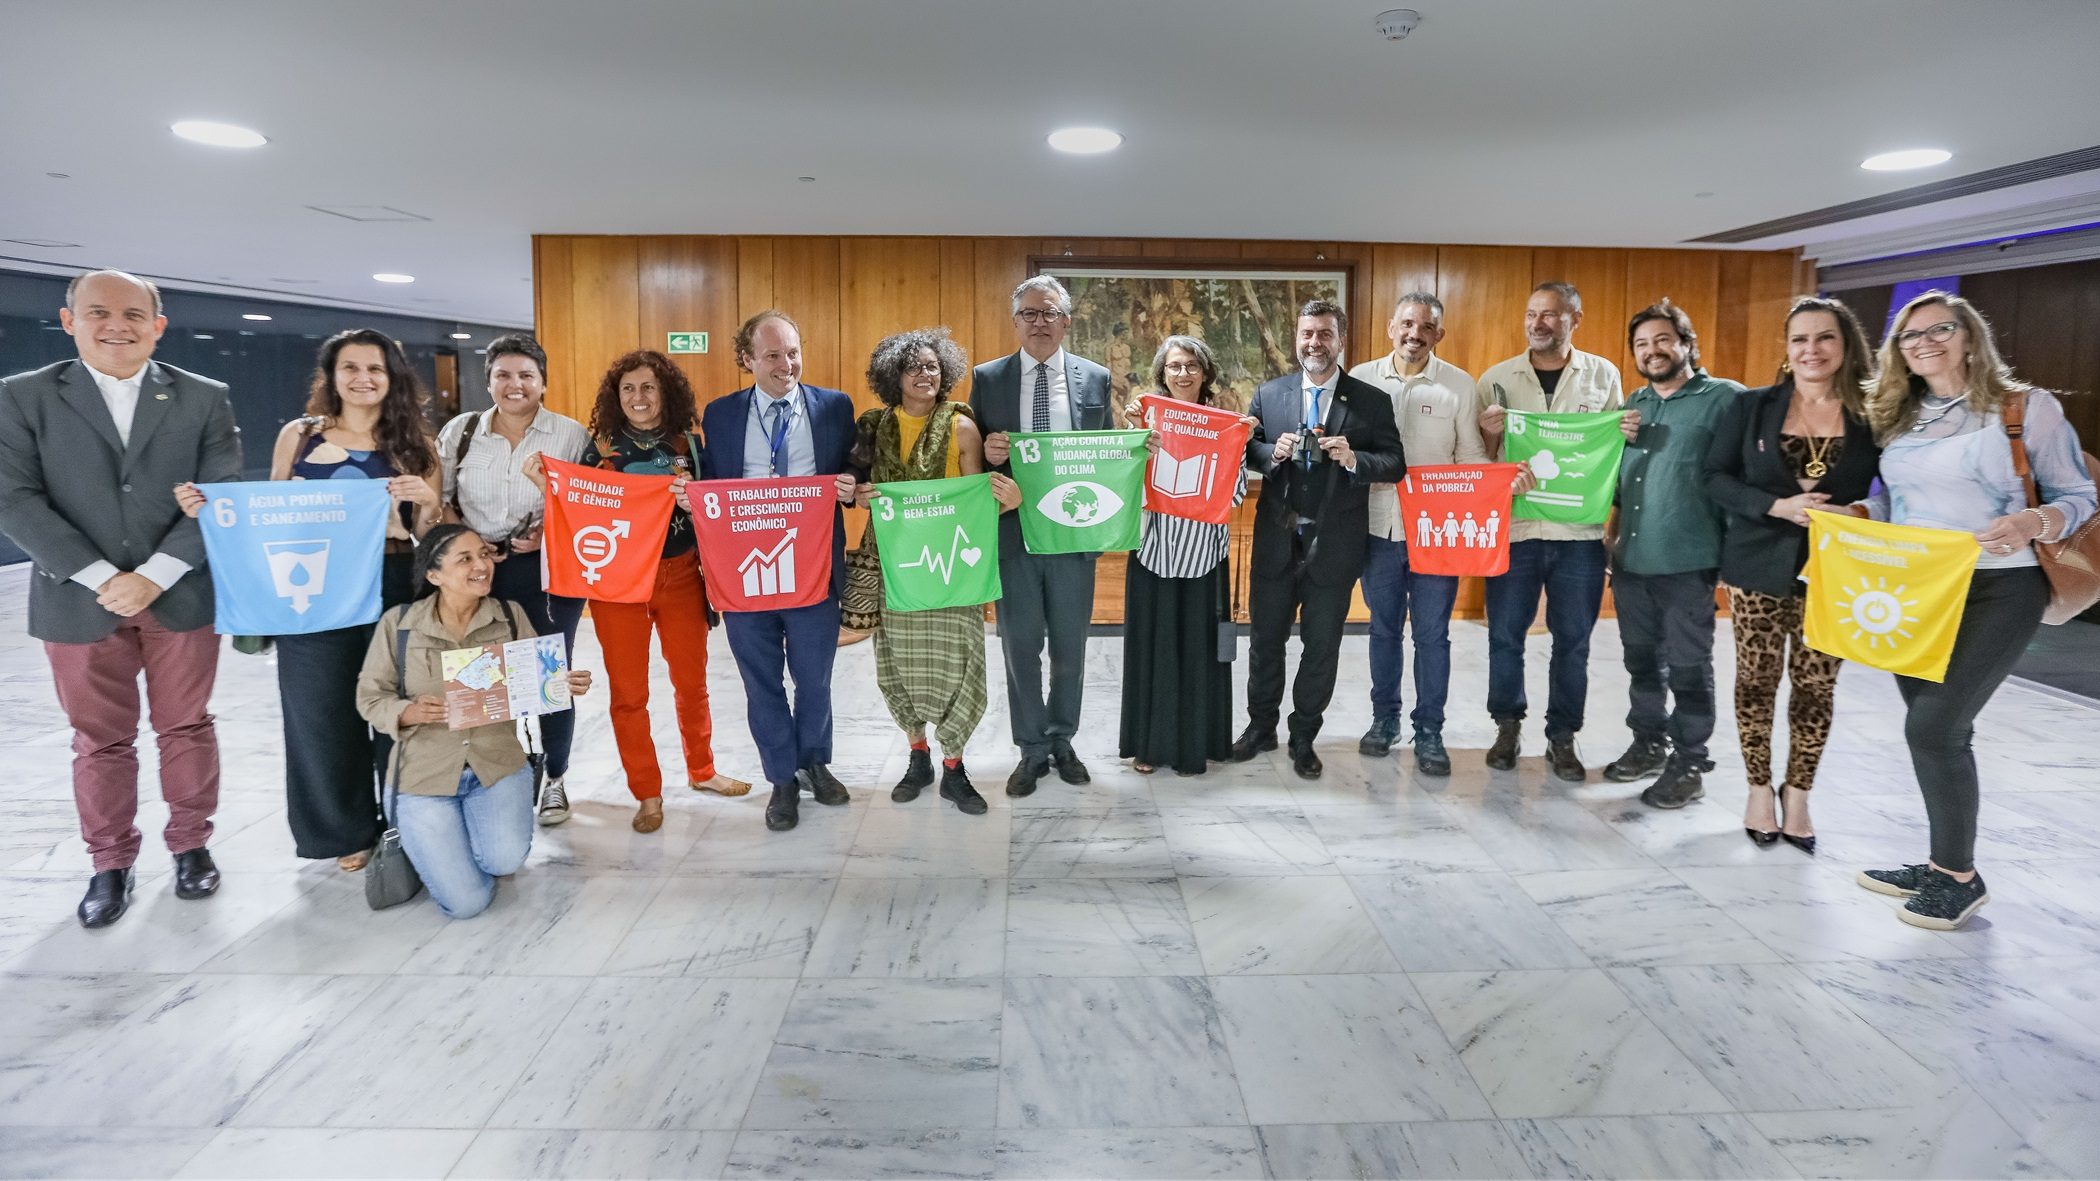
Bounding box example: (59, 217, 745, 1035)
(738, 529, 799, 598)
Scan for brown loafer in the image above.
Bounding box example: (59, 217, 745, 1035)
(691, 775, 751, 797)
(632, 798, 665, 833)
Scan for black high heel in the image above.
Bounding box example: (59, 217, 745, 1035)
(1779, 784, 1815, 854)
(1746, 783, 1780, 846)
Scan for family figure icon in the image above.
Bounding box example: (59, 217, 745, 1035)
(1414, 509, 1501, 550)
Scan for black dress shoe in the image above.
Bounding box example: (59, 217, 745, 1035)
(172, 848, 220, 900)
(1050, 742, 1090, 785)
(764, 781, 800, 831)
(77, 867, 134, 928)
(803, 765, 851, 806)
(1006, 756, 1048, 798)
(1485, 721, 1520, 771)
(893, 749, 934, 802)
(939, 763, 989, 815)
(1288, 741, 1323, 780)
(1229, 726, 1278, 762)
(1546, 738, 1586, 783)
(1358, 715, 1399, 757)
(1604, 735, 1669, 783)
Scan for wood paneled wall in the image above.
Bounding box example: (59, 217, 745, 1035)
(535, 234, 1803, 622)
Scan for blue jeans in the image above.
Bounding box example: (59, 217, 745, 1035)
(394, 765, 535, 919)
(1484, 539, 1606, 742)
(1360, 537, 1460, 731)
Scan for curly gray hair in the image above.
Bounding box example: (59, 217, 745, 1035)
(866, 327, 969, 406)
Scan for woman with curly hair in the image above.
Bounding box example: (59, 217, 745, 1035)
(850, 328, 1019, 815)
(583, 349, 747, 833)
(176, 329, 440, 871)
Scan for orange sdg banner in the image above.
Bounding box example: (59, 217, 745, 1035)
(541, 457, 676, 603)
(1138, 394, 1252, 525)
(1395, 464, 1525, 576)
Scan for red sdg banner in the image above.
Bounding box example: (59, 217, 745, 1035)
(1138, 393, 1252, 525)
(1395, 463, 1526, 577)
(688, 476, 837, 613)
(541, 457, 677, 603)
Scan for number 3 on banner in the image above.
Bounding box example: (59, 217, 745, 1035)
(878, 495, 895, 522)
(701, 491, 721, 520)
(1014, 438, 1041, 464)
(211, 498, 235, 529)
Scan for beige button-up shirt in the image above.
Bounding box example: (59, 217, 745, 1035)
(357, 595, 536, 797)
(1475, 347, 1624, 543)
(1349, 352, 1486, 541)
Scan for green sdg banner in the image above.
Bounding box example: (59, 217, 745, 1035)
(869, 473, 1003, 612)
(1007, 430, 1150, 554)
(1503, 410, 1626, 524)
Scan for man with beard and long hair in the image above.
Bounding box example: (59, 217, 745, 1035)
(1230, 299, 1404, 779)
(1603, 300, 1745, 808)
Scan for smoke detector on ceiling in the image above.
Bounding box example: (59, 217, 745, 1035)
(1375, 9, 1422, 40)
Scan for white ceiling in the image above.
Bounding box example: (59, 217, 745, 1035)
(7, 0, 2100, 326)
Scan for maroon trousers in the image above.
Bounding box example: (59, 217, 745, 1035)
(45, 612, 222, 872)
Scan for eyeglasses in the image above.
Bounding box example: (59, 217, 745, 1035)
(1895, 321, 1960, 349)
(1162, 362, 1201, 374)
(904, 361, 943, 374)
(1014, 308, 1067, 324)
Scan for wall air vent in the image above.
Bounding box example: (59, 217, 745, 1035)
(307, 205, 432, 222)
(1690, 145, 2100, 244)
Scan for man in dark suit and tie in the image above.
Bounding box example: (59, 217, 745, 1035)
(699, 310, 860, 832)
(0, 270, 242, 926)
(971, 275, 1114, 795)
(1233, 299, 1404, 778)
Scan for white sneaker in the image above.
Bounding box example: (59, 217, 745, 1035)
(536, 777, 571, 827)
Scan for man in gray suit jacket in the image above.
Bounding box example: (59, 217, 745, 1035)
(971, 275, 1114, 795)
(0, 271, 242, 928)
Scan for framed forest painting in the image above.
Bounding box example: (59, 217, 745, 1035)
(1038, 263, 1349, 414)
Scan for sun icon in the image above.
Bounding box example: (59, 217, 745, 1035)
(1835, 575, 1919, 647)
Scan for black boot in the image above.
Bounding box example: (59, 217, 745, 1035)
(1604, 735, 1669, 783)
(764, 781, 800, 831)
(1485, 721, 1520, 771)
(77, 867, 134, 928)
(1413, 728, 1452, 777)
(804, 765, 851, 806)
(1358, 715, 1400, 757)
(1640, 756, 1708, 809)
(1546, 737, 1587, 783)
(894, 748, 935, 802)
(939, 762, 989, 815)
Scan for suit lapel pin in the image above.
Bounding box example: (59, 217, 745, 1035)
(155, 393, 170, 400)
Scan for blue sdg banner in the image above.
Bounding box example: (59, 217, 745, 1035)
(195, 480, 392, 635)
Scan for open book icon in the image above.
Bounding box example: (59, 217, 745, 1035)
(1151, 449, 1215, 500)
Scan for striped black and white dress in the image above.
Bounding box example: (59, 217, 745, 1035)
(1119, 468, 1246, 774)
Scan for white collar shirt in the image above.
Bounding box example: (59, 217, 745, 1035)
(1020, 350, 1072, 432)
(743, 383, 816, 478)
(1349, 352, 1486, 540)
(87, 363, 148, 447)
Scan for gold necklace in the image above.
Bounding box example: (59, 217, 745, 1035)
(1802, 432, 1835, 479)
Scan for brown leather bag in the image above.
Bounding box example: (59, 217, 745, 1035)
(2002, 391, 2100, 625)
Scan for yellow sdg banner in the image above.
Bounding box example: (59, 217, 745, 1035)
(1803, 510, 1979, 683)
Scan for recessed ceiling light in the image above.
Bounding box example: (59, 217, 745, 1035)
(171, 120, 268, 148)
(1861, 148, 1951, 172)
(1048, 127, 1122, 154)
(372, 272, 415, 284)
(242, 313, 272, 321)
(450, 332, 472, 340)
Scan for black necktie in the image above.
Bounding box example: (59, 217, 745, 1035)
(1031, 362, 1051, 432)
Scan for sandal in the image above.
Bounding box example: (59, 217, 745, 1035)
(1132, 761, 1156, 775)
(632, 798, 665, 833)
(336, 849, 372, 872)
(691, 774, 752, 797)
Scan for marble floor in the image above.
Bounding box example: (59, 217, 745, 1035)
(1, 563, 2097, 1180)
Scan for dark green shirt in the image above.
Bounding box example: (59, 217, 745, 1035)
(1616, 371, 1745, 575)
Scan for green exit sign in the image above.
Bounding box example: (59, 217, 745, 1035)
(667, 331, 709, 354)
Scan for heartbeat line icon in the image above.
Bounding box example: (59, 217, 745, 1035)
(897, 524, 984, 584)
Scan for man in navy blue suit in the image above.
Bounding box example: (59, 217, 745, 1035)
(699, 310, 859, 832)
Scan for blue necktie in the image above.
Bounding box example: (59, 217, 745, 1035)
(1300, 387, 1324, 470)
(765, 400, 790, 475)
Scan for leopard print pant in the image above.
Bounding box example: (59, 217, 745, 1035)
(1728, 587, 1842, 792)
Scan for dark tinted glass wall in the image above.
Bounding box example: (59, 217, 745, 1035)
(0, 268, 520, 566)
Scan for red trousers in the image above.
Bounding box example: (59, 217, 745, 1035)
(592, 553, 718, 798)
(45, 612, 222, 871)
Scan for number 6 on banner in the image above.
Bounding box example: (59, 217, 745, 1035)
(211, 498, 236, 529)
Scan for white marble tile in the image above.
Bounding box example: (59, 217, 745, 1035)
(746, 978, 1001, 1131)
(0, 873, 115, 965)
(1516, 868, 1783, 967)
(999, 976, 1245, 1128)
(1448, 795, 1655, 872)
(603, 875, 834, 977)
(1804, 957, 2100, 1110)
(1299, 799, 1502, 873)
(527, 800, 714, 876)
(394, 871, 666, 976)
(449, 1130, 737, 1179)
(1673, 863, 1974, 963)
(1007, 807, 1175, 878)
(2005, 1102, 2100, 1179)
(722, 1128, 996, 1179)
(1158, 806, 1335, 876)
(1002, 878, 1202, 977)
(994, 1126, 1264, 1179)
(1254, 1121, 1534, 1181)
(1211, 973, 1492, 1124)
(233, 975, 586, 1129)
(1506, 1113, 1801, 1179)
(846, 805, 1013, 878)
(173, 1128, 475, 1178)
(1953, 859, 2100, 958)
(0, 970, 183, 1107)
(804, 878, 1005, 979)
(677, 802, 864, 877)
(0, 1127, 215, 1179)
(1749, 1089, 2064, 1180)
(490, 977, 792, 1130)
(1413, 968, 1732, 1118)
(1349, 872, 1594, 971)
(0, 972, 382, 1128)
(5, 872, 320, 974)
(1608, 963, 1950, 1111)
(201, 870, 450, 975)
(1182, 875, 1399, 974)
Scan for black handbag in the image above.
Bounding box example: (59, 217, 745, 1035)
(366, 623, 425, 910)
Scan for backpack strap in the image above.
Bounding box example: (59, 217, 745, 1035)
(497, 598, 518, 641)
(444, 412, 484, 522)
(383, 618, 412, 826)
(2001, 389, 2043, 509)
